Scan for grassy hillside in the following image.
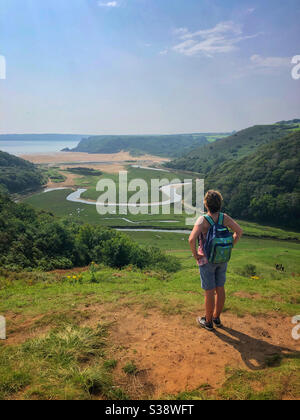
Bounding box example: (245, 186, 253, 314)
(204, 131, 300, 228)
(0, 150, 46, 194)
(168, 123, 299, 174)
(0, 233, 299, 400)
(71, 133, 228, 157)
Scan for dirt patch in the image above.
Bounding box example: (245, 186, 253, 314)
(80, 305, 300, 398)
(3, 313, 52, 346)
(3, 304, 299, 398)
(49, 266, 89, 276)
(233, 291, 263, 300)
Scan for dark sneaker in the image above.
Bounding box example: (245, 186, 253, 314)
(213, 317, 223, 328)
(197, 317, 215, 331)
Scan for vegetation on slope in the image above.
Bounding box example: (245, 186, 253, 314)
(0, 151, 46, 194)
(204, 131, 300, 228)
(71, 134, 213, 157)
(168, 123, 298, 174)
(0, 193, 180, 272)
(0, 232, 299, 400)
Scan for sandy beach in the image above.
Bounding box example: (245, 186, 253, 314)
(21, 151, 169, 166)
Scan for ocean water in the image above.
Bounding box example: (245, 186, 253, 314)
(0, 140, 79, 156)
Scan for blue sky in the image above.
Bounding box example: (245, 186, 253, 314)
(0, 0, 299, 134)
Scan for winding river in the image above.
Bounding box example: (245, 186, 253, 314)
(43, 182, 193, 233)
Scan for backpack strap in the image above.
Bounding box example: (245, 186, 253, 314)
(204, 215, 215, 226)
(218, 212, 224, 225)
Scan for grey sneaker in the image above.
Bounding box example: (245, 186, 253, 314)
(213, 317, 223, 328)
(197, 317, 215, 331)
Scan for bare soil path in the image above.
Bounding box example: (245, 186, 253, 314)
(4, 305, 299, 398)
(103, 309, 299, 398)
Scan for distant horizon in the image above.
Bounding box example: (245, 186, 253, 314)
(0, 131, 232, 136)
(0, 116, 299, 137)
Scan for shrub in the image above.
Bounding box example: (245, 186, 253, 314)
(0, 194, 181, 273)
(123, 361, 138, 376)
(240, 264, 257, 277)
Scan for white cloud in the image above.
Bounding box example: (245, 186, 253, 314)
(98, 1, 118, 7)
(159, 49, 168, 56)
(250, 54, 291, 68)
(180, 21, 242, 40)
(173, 28, 189, 36)
(172, 21, 259, 57)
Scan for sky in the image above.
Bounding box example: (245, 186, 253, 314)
(0, 0, 299, 134)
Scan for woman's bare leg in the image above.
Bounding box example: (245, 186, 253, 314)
(214, 286, 225, 318)
(205, 289, 216, 322)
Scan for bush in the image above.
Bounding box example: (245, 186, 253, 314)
(0, 194, 181, 273)
(240, 264, 257, 277)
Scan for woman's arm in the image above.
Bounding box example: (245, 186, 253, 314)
(224, 214, 243, 245)
(189, 216, 205, 262)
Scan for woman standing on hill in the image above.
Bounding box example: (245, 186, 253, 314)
(189, 190, 243, 331)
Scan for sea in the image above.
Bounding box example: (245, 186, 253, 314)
(0, 140, 79, 156)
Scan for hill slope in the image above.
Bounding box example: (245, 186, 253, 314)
(205, 131, 300, 228)
(0, 151, 45, 194)
(168, 123, 299, 174)
(71, 134, 216, 158)
(0, 193, 180, 271)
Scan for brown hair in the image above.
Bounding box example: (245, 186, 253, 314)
(204, 190, 223, 214)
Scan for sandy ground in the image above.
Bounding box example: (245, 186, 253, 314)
(21, 151, 169, 165)
(22, 151, 169, 177)
(4, 303, 299, 399)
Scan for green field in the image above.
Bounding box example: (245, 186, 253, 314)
(24, 186, 300, 241)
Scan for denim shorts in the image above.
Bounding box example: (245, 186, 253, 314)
(199, 262, 228, 291)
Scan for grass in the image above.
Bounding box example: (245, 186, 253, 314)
(24, 187, 300, 241)
(2, 192, 300, 400)
(123, 361, 139, 376)
(218, 354, 300, 400)
(23, 165, 300, 241)
(42, 167, 67, 184)
(0, 324, 127, 400)
(1, 235, 299, 319)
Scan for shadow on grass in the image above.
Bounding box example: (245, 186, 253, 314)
(214, 326, 297, 370)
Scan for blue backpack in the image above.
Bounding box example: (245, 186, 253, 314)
(201, 213, 234, 264)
